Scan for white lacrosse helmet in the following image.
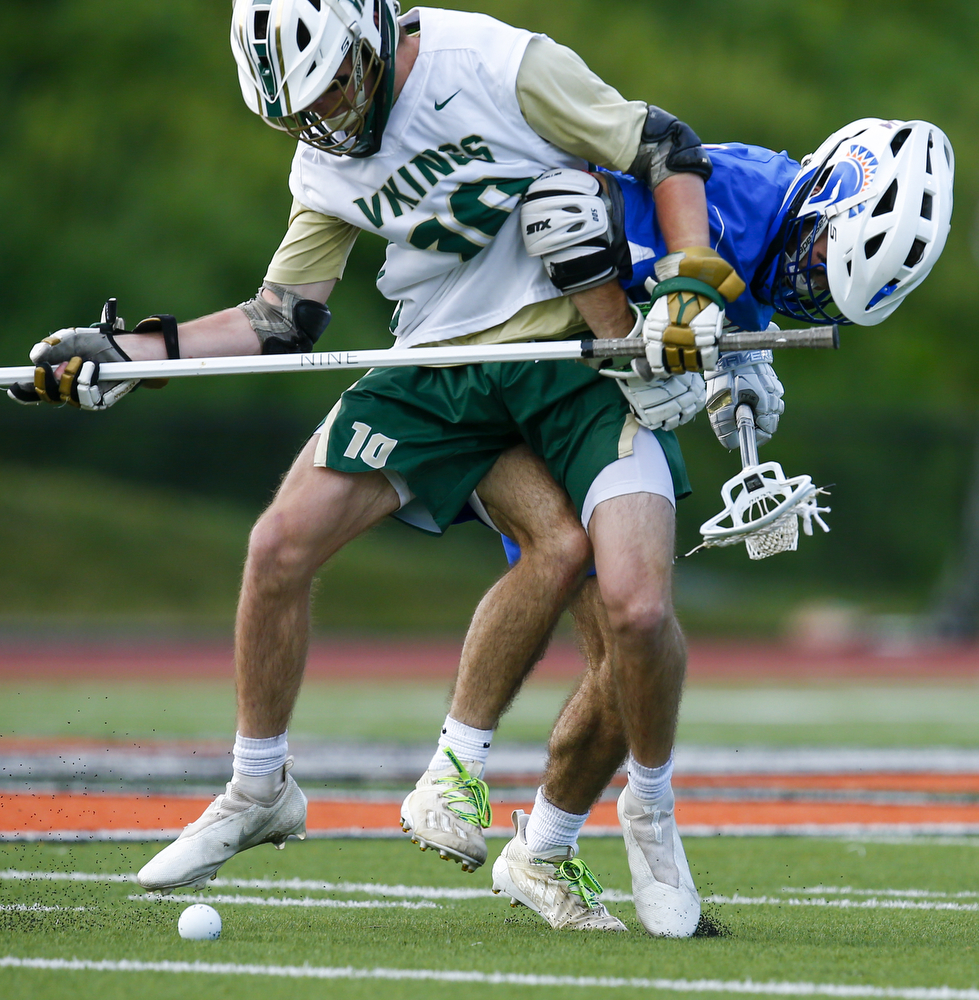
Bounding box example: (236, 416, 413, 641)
(230, 0, 400, 158)
(772, 119, 954, 325)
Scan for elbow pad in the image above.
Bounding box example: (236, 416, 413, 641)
(520, 169, 631, 294)
(237, 281, 332, 354)
(628, 105, 713, 189)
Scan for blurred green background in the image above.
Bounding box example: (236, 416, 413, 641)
(1, 0, 977, 637)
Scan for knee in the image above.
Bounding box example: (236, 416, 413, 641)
(518, 521, 592, 589)
(603, 590, 675, 647)
(244, 507, 321, 590)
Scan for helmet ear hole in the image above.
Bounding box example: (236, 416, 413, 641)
(254, 10, 269, 37)
(905, 239, 926, 268)
(920, 192, 933, 220)
(297, 20, 311, 50)
(890, 128, 911, 155)
(864, 233, 886, 259)
(871, 179, 898, 217)
(812, 166, 833, 197)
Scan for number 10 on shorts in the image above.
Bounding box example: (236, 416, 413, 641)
(343, 421, 398, 469)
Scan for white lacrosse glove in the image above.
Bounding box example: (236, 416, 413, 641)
(705, 349, 784, 450)
(641, 247, 745, 378)
(7, 299, 172, 410)
(607, 369, 706, 432)
(594, 301, 706, 431)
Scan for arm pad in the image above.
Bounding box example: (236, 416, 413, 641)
(520, 169, 631, 294)
(627, 105, 713, 189)
(237, 282, 332, 354)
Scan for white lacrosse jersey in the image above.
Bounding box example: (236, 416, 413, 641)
(288, 7, 587, 348)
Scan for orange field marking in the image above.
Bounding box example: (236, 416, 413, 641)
(671, 773, 979, 794)
(3, 790, 979, 835)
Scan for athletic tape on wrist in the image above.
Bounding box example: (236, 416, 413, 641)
(649, 276, 726, 310)
(133, 315, 180, 360)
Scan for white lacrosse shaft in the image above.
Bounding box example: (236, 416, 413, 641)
(736, 403, 760, 468)
(0, 325, 838, 388)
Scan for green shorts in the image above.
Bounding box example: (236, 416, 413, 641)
(316, 359, 691, 533)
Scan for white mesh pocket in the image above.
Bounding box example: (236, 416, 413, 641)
(744, 511, 800, 560)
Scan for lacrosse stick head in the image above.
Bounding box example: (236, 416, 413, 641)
(696, 461, 830, 560)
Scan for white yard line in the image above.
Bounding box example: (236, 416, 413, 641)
(791, 887, 979, 900)
(0, 869, 493, 899)
(705, 894, 979, 912)
(7, 871, 979, 911)
(206, 875, 495, 899)
(1, 869, 133, 884)
(1, 867, 634, 902)
(844, 836, 979, 848)
(127, 893, 437, 910)
(1, 956, 977, 998)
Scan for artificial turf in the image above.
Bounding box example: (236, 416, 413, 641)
(1, 836, 977, 999)
(2, 678, 978, 747)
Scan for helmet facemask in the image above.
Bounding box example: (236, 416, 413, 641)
(776, 202, 841, 323)
(266, 36, 388, 155)
(232, 0, 400, 159)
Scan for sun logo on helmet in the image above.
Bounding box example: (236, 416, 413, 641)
(809, 144, 879, 209)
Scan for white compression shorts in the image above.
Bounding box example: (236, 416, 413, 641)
(580, 425, 675, 532)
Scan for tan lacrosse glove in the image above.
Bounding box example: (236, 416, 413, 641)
(642, 247, 746, 377)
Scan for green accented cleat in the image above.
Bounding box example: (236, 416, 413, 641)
(400, 747, 492, 872)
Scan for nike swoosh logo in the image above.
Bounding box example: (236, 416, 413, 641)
(434, 90, 461, 111)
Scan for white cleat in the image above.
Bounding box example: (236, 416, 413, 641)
(617, 785, 700, 937)
(491, 810, 626, 931)
(400, 748, 490, 872)
(137, 758, 307, 892)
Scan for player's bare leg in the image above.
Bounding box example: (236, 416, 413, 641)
(489, 593, 628, 933)
(235, 435, 400, 738)
(540, 579, 627, 816)
(586, 491, 699, 937)
(138, 435, 399, 892)
(488, 579, 628, 931)
(589, 493, 684, 767)
(451, 445, 591, 728)
(401, 444, 591, 871)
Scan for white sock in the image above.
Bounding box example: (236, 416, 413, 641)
(428, 716, 493, 772)
(233, 732, 288, 802)
(626, 750, 675, 803)
(523, 787, 589, 857)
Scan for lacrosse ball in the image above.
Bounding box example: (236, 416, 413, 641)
(178, 903, 222, 940)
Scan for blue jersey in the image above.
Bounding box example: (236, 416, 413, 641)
(492, 145, 802, 569)
(608, 143, 801, 331)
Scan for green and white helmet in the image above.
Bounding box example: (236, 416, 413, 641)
(230, 0, 400, 158)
